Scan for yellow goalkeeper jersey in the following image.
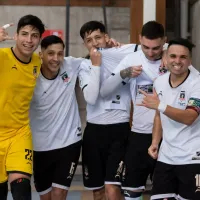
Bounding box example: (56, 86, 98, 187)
(0, 48, 41, 139)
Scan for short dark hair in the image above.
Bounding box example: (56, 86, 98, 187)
(80, 21, 106, 40)
(141, 21, 165, 39)
(41, 35, 65, 49)
(168, 38, 195, 54)
(17, 14, 45, 37)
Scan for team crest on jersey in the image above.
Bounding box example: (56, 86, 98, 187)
(178, 91, 186, 106)
(61, 71, 70, 83)
(33, 66, 38, 78)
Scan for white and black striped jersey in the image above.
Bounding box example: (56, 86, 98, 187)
(30, 57, 100, 151)
(82, 44, 139, 124)
(155, 70, 200, 164)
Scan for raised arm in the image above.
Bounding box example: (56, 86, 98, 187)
(78, 48, 101, 105)
(0, 23, 14, 42)
(100, 54, 142, 98)
(138, 86, 200, 126)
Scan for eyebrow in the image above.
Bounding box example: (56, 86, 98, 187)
(143, 45, 161, 49)
(85, 34, 102, 39)
(169, 54, 188, 57)
(21, 31, 39, 34)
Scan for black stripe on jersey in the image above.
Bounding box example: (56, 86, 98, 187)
(41, 68, 59, 80)
(122, 81, 126, 85)
(169, 70, 190, 88)
(82, 84, 88, 91)
(134, 44, 138, 52)
(111, 73, 115, 76)
(11, 47, 31, 64)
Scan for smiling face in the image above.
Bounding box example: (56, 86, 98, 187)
(166, 44, 191, 77)
(139, 35, 165, 61)
(40, 43, 64, 74)
(14, 25, 41, 61)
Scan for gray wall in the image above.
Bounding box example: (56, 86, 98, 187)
(0, 5, 130, 129)
(0, 6, 130, 55)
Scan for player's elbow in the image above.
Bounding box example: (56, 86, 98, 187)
(184, 116, 198, 126)
(84, 94, 98, 105)
(100, 87, 108, 98)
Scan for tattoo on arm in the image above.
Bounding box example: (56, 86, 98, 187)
(120, 67, 132, 79)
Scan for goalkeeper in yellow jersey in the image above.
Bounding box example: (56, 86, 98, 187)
(0, 15, 45, 200)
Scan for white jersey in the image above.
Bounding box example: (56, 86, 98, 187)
(30, 57, 100, 151)
(154, 70, 200, 165)
(110, 50, 163, 134)
(83, 44, 139, 124)
(101, 48, 200, 134)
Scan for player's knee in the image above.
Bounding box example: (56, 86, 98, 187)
(105, 185, 121, 199)
(93, 187, 105, 200)
(51, 187, 68, 199)
(124, 189, 143, 200)
(0, 181, 8, 200)
(10, 178, 31, 200)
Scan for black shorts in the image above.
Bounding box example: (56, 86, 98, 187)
(82, 122, 130, 189)
(151, 161, 200, 200)
(33, 140, 81, 195)
(122, 132, 156, 191)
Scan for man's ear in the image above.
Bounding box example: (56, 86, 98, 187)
(105, 34, 109, 42)
(13, 33, 17, 41)
(163, 36, 167, 45)
(139, 34, 142, 44)
(39, 51, 43, 59)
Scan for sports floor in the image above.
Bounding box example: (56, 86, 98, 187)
(7, 170, 152, 199)
(7, 179, 151, 199)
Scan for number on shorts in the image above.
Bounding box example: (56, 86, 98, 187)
(25, 149, 32, 161)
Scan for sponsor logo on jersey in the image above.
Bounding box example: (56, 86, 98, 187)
(77, 127, 82, 137)
(12, 65, 17, 70)
(158, 91, 163, 97)
(122, 165, 126, 182)
(115, 161, 124, 179)
(67, 162, 76, 179)
(196, 151, 200, 156)
(84, 165, 89, 180)
(116, 95, 121, 100)
(26, 162, 32, 165)
(195, 174, 200, 192)
(192, 151, 200, 160)
(112, 95, 121, 104)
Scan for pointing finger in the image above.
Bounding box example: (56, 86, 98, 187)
(153, 88, 157, 96)
(138, 89, 148, 96)
(2, 23, 14, 29)
(4, 35, 14, 40)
